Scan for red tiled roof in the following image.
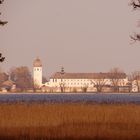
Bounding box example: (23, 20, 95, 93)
(2, 80, 15, 87)
(50, 72, 127, 79)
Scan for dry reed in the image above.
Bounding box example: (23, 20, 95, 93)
(0, 103, 139, 140)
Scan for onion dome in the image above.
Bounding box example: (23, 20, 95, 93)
(33, 57, 42, 67)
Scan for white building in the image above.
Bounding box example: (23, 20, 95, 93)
(131, 79, 140, 92)
(44, 68, 129, 92)
(33, 57, 42, 88)
(32, 58, 129, 92)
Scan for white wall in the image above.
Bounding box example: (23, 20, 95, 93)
(45, 78, 128, 88)
(33, 67, 42, 87)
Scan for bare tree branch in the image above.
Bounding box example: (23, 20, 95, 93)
(0, 53, 5, 62)
(0, 20, 7, 26)
(130, 33, 140, 42)
(0, 0, 7, 62)
(130, 0, 140, 42)
(130, 0, 140, 9)
(109, 68, 126, 93)
(0, 0, 4, 4)
(0, 0, 7, 26)
(90, 75, 107, 93)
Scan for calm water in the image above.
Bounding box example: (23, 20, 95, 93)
(0, 93, 140, 104)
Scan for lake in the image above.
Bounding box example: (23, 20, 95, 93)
(0, 93, 140, 104)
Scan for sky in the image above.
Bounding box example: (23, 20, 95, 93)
(0, 0, 140, 77)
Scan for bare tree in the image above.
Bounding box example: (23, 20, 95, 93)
(9, 66, 33, 91)
(81, 84, 88, 93)
(59, 81, 66, 93)
(130, 33, 140, 42)
(0, 72, 9, 86)
(0, 0, 7, 26)
(0, 0, 7, 62)
(91, 77, 107, 93)
(130, 0, 140, 42)
(58, 67, 66, 93)
(130, 0, 140, 9)
(109, 68, 126, 93)
(0, 53, 5, 62)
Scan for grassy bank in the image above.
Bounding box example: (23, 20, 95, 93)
(0, 103, 140, 140)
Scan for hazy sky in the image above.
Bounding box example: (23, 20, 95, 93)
(1, 0, 140, 77)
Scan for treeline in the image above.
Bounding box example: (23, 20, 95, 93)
(0, 66, 48, 92)
(0, 66, 34, 91)
(0, 67, 140, 93)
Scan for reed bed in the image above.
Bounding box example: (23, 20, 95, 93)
(0, 103, 140, 140)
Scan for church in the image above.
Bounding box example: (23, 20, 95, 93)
(33, 57, 130, 93)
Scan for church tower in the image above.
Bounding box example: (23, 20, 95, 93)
(33, 57, 42, 88)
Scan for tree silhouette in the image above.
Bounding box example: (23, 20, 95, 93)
(0, 53, 5, 62)
(90, 75, 107, 93)
(109, 68, 126, 93)
(0, 0, 7, 63)
(131, 0, 140, 9)
(0, 0, 7, 26)
(9, 66, 33, 91)
(130, 0, 140, 42)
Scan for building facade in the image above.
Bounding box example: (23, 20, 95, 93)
(33, 57, 42, 88)
(44, 69, 129, 93)
(32, 58, 130, 92)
